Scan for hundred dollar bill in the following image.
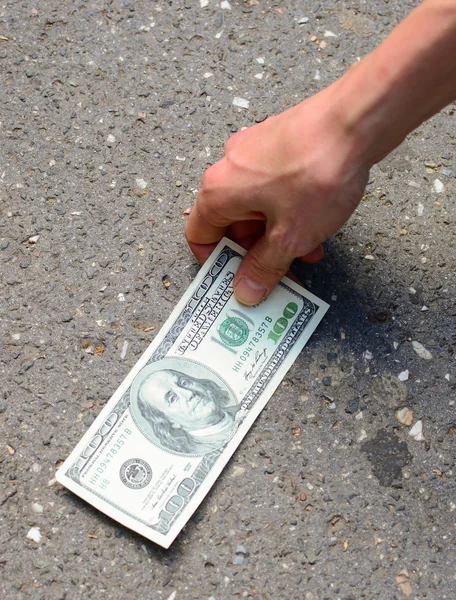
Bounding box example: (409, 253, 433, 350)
(56, 238, 329, 548)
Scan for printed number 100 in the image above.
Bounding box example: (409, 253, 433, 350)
(158, 477, 195, 525)
(268, 302, 298, 344)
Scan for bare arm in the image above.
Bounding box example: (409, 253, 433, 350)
(342, 0, 456, 165)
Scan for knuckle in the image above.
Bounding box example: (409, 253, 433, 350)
(310, 175, 338, 199)
(318, 170, 339, 193)
(269, 226, 301, 257)
(224, 137, 235, 155)
(301, 164, 338, 198)
(224, 131, 242, 154)
(200, 163, 220, 191)
(196, 193, 227, 228)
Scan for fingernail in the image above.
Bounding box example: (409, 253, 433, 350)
(234, 277, 267, 305)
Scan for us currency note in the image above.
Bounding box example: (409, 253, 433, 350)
(56, 238, 329, 548)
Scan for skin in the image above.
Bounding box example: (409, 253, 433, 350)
(140, 370, 225, 430)
(186, 0, 456, 305)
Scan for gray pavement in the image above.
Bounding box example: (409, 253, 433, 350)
(1, 1, 455, 599)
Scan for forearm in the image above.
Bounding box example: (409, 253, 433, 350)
(334, 0, 456, 166)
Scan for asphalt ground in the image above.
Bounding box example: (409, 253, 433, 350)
(0, 1, 455, 599)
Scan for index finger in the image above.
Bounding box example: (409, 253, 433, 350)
(185, 197, 232, 264)
(185, 159, 265, 263)
(185, 161, 236, 263)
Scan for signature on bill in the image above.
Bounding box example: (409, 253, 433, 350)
(243, 348, 268, 381)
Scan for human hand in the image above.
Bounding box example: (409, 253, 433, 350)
(185, 82, 371, 305)
(186, 0, 456, 306)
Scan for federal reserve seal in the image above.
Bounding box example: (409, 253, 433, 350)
(120, 458, 152, 490)
(218, 316, 249, 347)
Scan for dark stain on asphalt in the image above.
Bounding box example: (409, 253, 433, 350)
(361, 429, 412, 486)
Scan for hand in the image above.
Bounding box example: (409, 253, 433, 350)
(185, 82, 371, 305)
(186, 0, 456, 306)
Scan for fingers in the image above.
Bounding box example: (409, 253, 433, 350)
(226, 220, 266, 248)
(185, 201, 230, 264)
(185, 163, 231, 261)
(185, 158, 267, 264)
(186, 220, 266, 266)
(224, 220, 266, 257)
(187, 240, 220, 265)
(233, 235, 295, 306)
(299, 243, 324, 263)
(185, 199, 232, 264)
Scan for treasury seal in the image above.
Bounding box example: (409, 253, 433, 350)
(218, 316, 249, 347)
(120, 458, 152, 490)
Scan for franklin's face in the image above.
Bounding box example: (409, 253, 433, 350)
(140, 370, 224, 430)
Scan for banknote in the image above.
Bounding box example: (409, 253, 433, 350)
(56, 238, 329, 548)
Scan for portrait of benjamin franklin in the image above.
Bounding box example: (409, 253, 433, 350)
(130, 358, 240, 455)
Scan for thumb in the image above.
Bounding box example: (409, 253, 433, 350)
(233, 235, 294, 306)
